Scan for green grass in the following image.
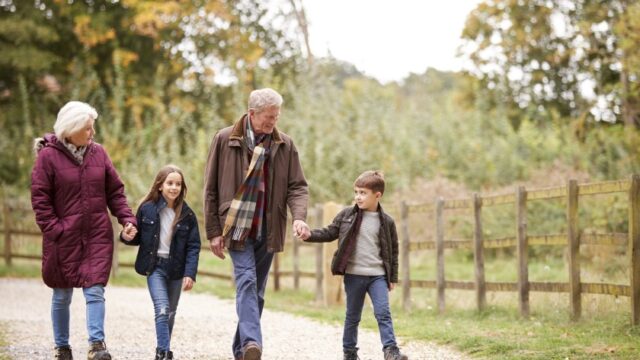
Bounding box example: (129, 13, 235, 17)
(0, 326, 9, 360)
(2, 254, 639, 359)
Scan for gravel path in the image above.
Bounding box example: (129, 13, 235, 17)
(0, 278, 468, 360)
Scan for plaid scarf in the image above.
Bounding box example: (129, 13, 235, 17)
(222, 117, 270, 242)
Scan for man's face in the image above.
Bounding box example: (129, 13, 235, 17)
(354, 186, 380, 212)
(249, 106, 280, 134)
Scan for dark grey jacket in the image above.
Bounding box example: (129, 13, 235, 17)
(305, 204, 399, 285)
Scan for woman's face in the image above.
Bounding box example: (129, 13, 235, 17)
(67, 120, 95, 147)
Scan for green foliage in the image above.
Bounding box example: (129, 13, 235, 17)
(460, 0, 640, 127)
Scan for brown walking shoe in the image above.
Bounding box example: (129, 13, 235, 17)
(383, 345, 408, 360)
(87, 341, 111, 360)
(242, 341, 262, 360)
(54, 345, 73, 360)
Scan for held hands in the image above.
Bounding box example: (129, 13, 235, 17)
(293, 220, 311, 240)
(182, 277, 194, 291)
(209, 236, 226, 260)
(121, 223, 137, 241)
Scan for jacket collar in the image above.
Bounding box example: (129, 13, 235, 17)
(348, 202, 385, 216)
(154, 195, 191, 216)
(41, 133, 95, 165)
(229, 114, 283, 145)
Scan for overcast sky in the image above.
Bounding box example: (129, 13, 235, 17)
(302, 0, 483, 83)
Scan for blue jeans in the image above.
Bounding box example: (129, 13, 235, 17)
(343, 274, 397, 351)
(147, 257, 183, 352)
(229, 238, 274, 358)
(52, 285, 105, 347)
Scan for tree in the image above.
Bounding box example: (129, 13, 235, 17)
(460, 0, 640, 129)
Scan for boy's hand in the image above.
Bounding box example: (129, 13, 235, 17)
(121, 223, 137, 241)
(389, 283, 396, 291)
(182, 277, 194, 291)
(293, 220, 310, 239)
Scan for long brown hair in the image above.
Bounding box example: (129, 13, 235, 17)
(139, 164, 188, 230)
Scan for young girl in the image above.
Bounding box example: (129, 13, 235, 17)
(121, 165, 201, 360)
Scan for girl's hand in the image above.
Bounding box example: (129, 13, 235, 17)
(182, 277, 194, 291)
(389, 283, 396, 291)
(121, 223, 137, 241)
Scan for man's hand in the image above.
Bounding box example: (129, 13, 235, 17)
(389, 283, 396, 291)
(209, 236, 226, 259)
(293, 220, 310, 240)
(183, 277, 194, 291)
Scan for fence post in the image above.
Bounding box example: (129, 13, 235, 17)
(629, 175, 640, 325)
(3, 198, 12, 266)
(293, 230, 300, 290)
(516, 186, 529, 318)
(323, 202, 343, 305)
(436, 198, 445, 313)
(273, 253, 280, 291)
(400, 201, 411, 312)
(473, 193, 486, 311)
(314, 204, 324, 303)
(567, 179, 581, 321)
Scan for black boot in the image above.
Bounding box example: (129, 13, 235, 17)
(154, 349, 166, 360)
(344, 347, 360, 360)
(155, 349, 173, 360)
(54, 345, 73, 360)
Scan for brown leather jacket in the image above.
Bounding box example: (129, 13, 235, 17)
(203, 115, 309, 252)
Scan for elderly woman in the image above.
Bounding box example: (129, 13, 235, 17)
(31, 101, 137, 360)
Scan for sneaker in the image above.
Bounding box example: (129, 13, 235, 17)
(242, 341, 262, 360)
(383, 345, 408, 360)
(87, 341, 111, 360)
(54, 345, 73, 360)
(344, 347, 360, 360)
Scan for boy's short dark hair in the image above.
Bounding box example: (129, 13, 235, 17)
(354, 170, 385, 195)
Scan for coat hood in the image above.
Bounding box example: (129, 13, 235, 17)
(33, 133, 59, 155)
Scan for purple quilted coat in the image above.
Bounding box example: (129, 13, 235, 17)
(30, 134, 136, 288)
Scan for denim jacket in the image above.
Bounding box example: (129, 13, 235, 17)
(122, 197, 200, 281)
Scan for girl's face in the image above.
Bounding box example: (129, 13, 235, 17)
(159, 172, 183, 206)
(67, 120, 95, 147)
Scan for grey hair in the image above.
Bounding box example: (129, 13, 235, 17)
(54, 101, 98, 140)
(248, 88, 283, 113)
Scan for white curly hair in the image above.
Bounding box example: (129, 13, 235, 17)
(54, 101, 98, 140)
(248, 88, 283, 113)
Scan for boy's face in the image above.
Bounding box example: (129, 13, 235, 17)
(354, 186, 381, 212)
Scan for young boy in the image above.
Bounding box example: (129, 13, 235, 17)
(300, 170, 408, 360)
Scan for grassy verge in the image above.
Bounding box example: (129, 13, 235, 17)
(0, 324, 9, 360)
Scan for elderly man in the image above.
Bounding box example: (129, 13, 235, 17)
(204, 88, 310, 360)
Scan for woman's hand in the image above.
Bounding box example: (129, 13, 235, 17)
(182, 277, 194, 291)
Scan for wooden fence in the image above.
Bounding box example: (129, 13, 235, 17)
(398, 175, 640, 324)
(2, 175, 639, 323)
